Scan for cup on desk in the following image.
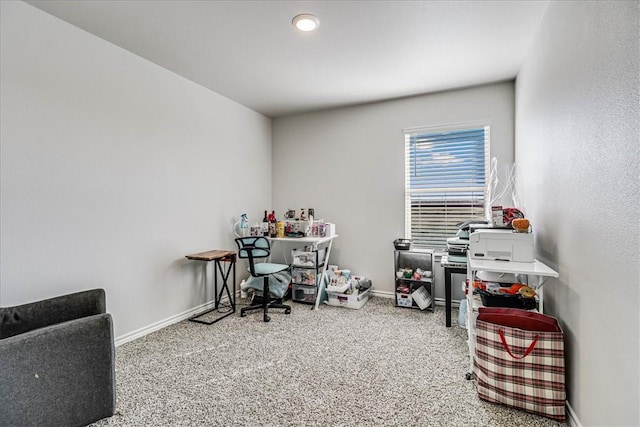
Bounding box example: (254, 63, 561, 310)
(324, 223, 335, 237)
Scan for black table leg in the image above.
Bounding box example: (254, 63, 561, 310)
(215, 256, 236, 311)
(445, 268, 452, 327)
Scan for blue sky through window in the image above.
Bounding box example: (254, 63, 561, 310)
(408, 127, 486, 195)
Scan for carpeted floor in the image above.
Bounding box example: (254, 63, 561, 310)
(92, 297, 565, 426)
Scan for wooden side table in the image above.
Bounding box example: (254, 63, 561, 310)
(185, 249, 236, 324)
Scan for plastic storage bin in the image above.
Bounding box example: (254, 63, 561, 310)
(396, 292, 413, 307)
(325, 288, 371, 309)
(477, 289, 536, 310)
(291, 268, 317, 286)
(292, 249, 326, 268)
(325, 280, 350, 294)
(292, 284, 317, 304)
(393, 239, 411, 250)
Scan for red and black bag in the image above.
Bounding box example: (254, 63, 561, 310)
(474, 307, 566, 421)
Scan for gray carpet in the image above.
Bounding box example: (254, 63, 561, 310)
(92, 297, 565, 426)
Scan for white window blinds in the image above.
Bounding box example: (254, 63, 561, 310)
(404, 125, 490, 248)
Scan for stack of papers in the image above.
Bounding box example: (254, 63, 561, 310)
(446, 254, 467, 265)
(446, 236, 469, 265)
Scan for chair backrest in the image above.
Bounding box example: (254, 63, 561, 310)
(1, 289, 106, 339)
(235, 237, 271, 277)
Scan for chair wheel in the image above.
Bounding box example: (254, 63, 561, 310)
(264, 315, 271, 322)
(465, 372, 474, 380)
(240, 312, 246, 317)
(284, 308, 291, 314)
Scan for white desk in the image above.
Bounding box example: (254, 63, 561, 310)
(465, 255, 559, 380)
(268, 235, 338, 310)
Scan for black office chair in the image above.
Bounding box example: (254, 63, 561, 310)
(235, 237, 291, 322)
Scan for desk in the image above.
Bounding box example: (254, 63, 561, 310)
(440, 255, 466, 327)
(268, 235, 338, 310)
(185, 249, 236, 324)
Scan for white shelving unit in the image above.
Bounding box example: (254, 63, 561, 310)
(465, 255, 559, 380)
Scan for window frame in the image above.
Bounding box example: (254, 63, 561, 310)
(404, 122, 490, 249)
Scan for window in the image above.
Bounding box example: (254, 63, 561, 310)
(404, 124, 490, 248)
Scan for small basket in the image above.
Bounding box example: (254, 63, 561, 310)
(394, 238, 411, 250)
(477, 289, 536, 310)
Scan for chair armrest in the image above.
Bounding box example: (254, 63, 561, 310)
(0, 313, 116, 427)
(0, 288, 106, 339)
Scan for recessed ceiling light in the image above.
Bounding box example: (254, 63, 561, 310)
(292, 14, 319, 32)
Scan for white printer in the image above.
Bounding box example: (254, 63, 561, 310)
(469, 229, 534, 262)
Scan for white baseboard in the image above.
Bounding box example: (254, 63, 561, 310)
(114, 298, 225, 347)
(566, 401, 582, 427)
(370, 289, 395, 299)
(370, 289, 461, 307)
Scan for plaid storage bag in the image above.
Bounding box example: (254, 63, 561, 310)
(474, 307, 566, 421)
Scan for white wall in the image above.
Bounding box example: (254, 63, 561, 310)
(0, 1, 272, 339)
(515, 1, 639, 425)
(272, 82, 514, 300)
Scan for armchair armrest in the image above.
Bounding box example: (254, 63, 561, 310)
(0, 313, 116, 427)
(0, 289, 106, 339)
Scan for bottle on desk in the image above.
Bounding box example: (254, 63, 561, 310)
(268, 210, 277, 238)
(307, 210, 314, 237)
(262, 210, 269, 236)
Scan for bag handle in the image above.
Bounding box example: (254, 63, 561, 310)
(498, 328, 539, 359)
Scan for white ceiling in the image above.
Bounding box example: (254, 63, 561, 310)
(25, 0, 549, 118)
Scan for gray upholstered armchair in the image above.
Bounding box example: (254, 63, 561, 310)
(0, 289, 116, 427)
